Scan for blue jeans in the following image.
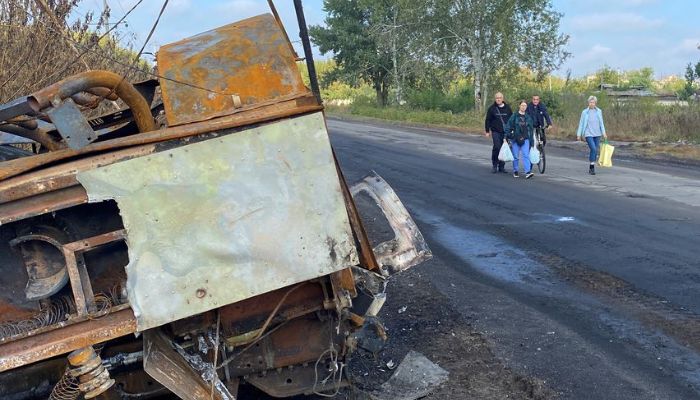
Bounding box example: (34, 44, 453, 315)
(511, 139, 531, 173)
(586, 136, 601, 162)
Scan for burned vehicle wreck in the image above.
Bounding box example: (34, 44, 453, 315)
(0, 11, 430, 400)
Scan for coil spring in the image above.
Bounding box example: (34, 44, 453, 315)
(0, 297, 74, 340)
(48, 368, 80, 400)
(67, 347, 115, 399)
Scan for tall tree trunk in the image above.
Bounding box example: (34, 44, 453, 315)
(391, 8, 401, 105)
(471, 44, 485, 111)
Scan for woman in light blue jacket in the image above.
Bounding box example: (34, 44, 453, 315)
(576, 96, 608, 175)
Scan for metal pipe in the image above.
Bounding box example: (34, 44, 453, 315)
(0, 96, 41, 123)
(31, 71, 156, 133)
(0, 124, 65, 151)
(293, 0, 322, 105)
(7, 116, 38, 130)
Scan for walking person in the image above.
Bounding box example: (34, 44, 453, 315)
(576, 95, 607, 175)
(505, 100, 535, 179)
(484, 92, 513, 173)
(527, 94, 553, 145)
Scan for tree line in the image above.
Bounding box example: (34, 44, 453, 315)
(309, 0, 570, 110)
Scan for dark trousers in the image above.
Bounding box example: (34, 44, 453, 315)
(491, 131, 506, 169)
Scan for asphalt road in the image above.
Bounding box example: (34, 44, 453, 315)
(328, 116, 700, 400)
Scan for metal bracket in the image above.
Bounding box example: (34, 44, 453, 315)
(62, 230, 127, 316)
(46, 97, 98, 149)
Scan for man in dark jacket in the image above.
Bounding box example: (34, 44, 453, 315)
(526, 95, 553, 145)
(484, 92, 513, 173)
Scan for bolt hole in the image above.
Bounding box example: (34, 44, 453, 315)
(246, 363, 251, 368)
(286, 378, 293, 384)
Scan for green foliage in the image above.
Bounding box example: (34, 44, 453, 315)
(626, 67, 654, 89)
(680, 63, 697, 100)
(405, 86, 474, 114)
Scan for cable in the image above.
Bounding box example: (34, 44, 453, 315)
(16, 7, 241, 98)
(36, 0, 145, 88)
(217, 283, 304, 370)
(96, 0, 168, 105)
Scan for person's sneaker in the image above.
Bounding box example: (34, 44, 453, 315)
(513, 171, 519, 178)
(525, 171, 534, 179)
(492, 166, 498, 173)
(589, 165, 596, 175)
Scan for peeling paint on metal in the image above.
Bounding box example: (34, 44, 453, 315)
(157, 14, 307, 127)
(76, 112, 358, 330)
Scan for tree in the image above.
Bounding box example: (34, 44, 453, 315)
(626, 67, 654, 89)
(310, 0, 394, 106)
(593, 65, 620, 87)
(680, 62, 697, 100)
(436, 0, 569, 110)
(310, 0, 432, 106)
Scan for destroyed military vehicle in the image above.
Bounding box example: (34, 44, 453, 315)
(0, 7, 430, 400)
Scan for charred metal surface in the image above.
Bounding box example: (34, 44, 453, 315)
(9, 225, 70, 301)
(0, 306, 136, 372)
(333, 151, 380, 271)
(143, 329, 227, 400)
(246, 362, 350, 398)
(157, 14, 307, 126)
(77, 112, 357, 330)
(61, 230, 126, 317)
(351, 172, 432, 274)
(227, 317, 343, 376)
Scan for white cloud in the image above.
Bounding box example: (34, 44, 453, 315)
(585, 44, 613, 57)
(570, 13, 664, 31)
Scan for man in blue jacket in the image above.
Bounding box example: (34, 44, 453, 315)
(527, 95, 553, 145)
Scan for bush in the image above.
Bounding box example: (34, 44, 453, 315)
(405, 86, 474, 113)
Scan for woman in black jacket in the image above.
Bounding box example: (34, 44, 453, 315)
(484, 92, 513, 173)
(505, 100, 535, 179)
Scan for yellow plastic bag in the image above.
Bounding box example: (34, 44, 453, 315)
(598, 139, 614, 167)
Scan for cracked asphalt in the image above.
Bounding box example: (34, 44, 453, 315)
(329, 116, 700, 399)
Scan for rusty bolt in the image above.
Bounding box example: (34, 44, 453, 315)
(196, 288, 206, 298)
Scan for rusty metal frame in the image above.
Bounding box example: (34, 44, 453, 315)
(62, 230, 127, 317)
(0, 305, 136, 372)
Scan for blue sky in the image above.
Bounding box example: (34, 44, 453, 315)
(79, 0, 700, 78)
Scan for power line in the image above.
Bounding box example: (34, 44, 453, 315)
(92, 0, 166, 105)
(34, 0, 145, 89)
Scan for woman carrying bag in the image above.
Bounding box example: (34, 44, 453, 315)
(505, 100, 535, 179)
(576, 95, 608, 175)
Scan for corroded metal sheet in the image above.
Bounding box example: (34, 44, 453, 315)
(156, 13, 308, 127)
(77, 112, 358, 330)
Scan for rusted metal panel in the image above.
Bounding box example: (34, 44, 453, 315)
(0, 306, 136, 372)
(333, 150, 380, 271)
(77, 112, 358, 330)
(156, 14, 308, 127)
